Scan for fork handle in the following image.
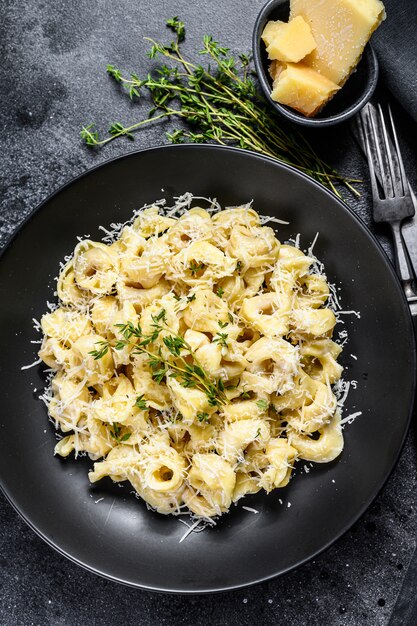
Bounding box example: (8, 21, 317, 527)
(390, 221, 415, 294)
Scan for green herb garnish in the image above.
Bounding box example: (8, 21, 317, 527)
(110, 423, 131, 443)
(135, 395, 148, 410)
(189, 261, 204, 276)
(213, 332, 228, 347)
(88, 340, 109, 360)
(166, 16, 185, 42)
(116, 310, 228, 407)
(81, 18, 358, 197)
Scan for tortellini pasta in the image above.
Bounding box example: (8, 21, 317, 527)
(38, 200, 346, 520)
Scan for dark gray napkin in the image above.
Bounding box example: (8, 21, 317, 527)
(372, 0, 417, 121)
(371, 6, 417, 624)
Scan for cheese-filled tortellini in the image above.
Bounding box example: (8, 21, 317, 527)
(74, 240, 120, 295)
(184, 453, 236, 516)
(38, 199, 348, 521)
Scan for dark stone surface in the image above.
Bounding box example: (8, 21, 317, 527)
(1, 1, 417, 625)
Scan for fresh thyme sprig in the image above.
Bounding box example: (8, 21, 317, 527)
(80, 18, 359, 198)
(115, 309, 228, 407)
(213, 332, 228, 347)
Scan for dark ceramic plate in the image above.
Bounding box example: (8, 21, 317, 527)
(0, 145, 415, 593)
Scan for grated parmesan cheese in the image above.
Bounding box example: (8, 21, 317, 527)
(242, 506, 259, 514)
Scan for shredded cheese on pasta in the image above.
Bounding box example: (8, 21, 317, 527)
(37, 197, 348, 519)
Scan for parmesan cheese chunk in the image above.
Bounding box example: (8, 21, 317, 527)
(290, 0, 386, 86)
(262, 16, 317, 64)
(271, 63, 340, 117)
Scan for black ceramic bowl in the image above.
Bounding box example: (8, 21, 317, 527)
(253, 0, 379, 127)
(0, 145, 415, 593)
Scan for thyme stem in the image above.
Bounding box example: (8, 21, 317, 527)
(115, 313, 228, 407)
(80, 17, 360, 198)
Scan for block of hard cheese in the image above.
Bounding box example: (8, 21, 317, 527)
(290, 0, 385, 85)
(262, 16, 317, 63)
(271, 63, 340, 117)
(262, 20, 284, 48)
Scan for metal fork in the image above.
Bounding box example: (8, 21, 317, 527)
(360, 104, 416, 300)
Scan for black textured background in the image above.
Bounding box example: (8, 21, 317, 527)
(1, 1, 417, 625)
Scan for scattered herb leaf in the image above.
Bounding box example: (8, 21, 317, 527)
(213, 332, 228, 347)
(88, 340, 109, 360)
(135, 395, 148, 410)
(189, 261, 204, 276)
(110, 423, 131, 443)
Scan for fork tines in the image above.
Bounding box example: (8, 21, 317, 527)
(360, 103, 414, 222)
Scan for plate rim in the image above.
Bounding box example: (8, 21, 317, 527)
(0, 143, 415, 594)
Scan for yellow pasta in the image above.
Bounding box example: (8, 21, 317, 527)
(38, 199, 347, 520)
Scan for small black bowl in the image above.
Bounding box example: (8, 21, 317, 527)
(253, 0, 379, 127)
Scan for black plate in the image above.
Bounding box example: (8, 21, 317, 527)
(0, 145, 415, 593)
